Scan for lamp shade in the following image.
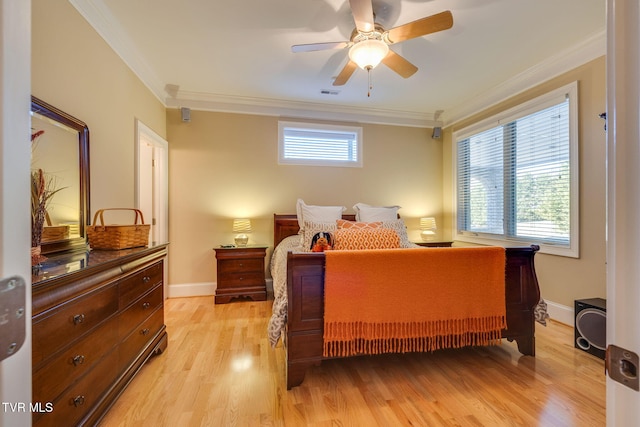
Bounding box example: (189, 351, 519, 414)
(348, 39, 389, 70)
(232, 218, 252, 233)
(420, 217, 436, 230)
(420, 217, 437, 242)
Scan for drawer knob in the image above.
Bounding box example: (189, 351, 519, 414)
(141, 328, 150, 336)
(142, 301, 151, 309)
(73, 395, 85, 407)
(72, 355, 85, 366)
(73, 314, 85, 325)
(142, 276, 151, 283)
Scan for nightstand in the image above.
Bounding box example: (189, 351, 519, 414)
(213, 245, 268, 304)
(414, 241, 454, 247)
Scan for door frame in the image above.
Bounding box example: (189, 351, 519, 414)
(134, 119, 168, 246)
(606, 0, 640, 424)
(0, 1, 32, 425)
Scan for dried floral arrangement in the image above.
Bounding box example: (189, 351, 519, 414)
(31, 130, 65, 261)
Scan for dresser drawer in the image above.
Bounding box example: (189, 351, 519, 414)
(119, 261, 163, 309)
(33, 315, 118, 405)
(32, 284, 119, 366)
(119, 306, 164, 373)
(118, 284, 163, 340)
(33, 348, 118, 427)
(218, 258, 263, 274)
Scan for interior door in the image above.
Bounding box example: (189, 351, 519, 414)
(0, 1, 32, 425)
(606, 0, 640, 424)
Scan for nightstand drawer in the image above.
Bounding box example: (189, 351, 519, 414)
(218, 258, 263, 274)
(219, 271, 264, 287)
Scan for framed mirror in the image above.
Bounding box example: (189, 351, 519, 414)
(31, 96, 90, 254)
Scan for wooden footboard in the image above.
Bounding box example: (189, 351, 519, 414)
(285, 245, 540, 389)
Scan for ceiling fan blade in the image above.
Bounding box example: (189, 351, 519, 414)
(349, 0, 375, 32)
(386, 10, 453, 43)
(333, 61, 358, 86)
(291, 41, 349, 53)
(382, 50, 418, 78)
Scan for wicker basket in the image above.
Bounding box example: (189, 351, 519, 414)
(87, 208, 150, 250)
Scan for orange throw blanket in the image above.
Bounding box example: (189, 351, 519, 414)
(323, 247, 507, 357)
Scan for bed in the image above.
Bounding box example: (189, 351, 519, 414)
(268, 213, 541, 390)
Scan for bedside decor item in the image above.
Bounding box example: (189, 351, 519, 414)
(233, 218, 252, 247)
(86, 208, 150, 250)
(420, 217, 437, 241)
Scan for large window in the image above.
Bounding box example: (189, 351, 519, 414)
(278, 121, 363, 167)
(454, 82, 579, 257)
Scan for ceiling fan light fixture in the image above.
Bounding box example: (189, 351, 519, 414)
(348, 39, 389, 70)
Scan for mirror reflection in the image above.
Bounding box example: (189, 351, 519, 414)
(31, 96, 90, 254)
(31, 113, 81, 240)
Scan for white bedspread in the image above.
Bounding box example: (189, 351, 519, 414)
(267, 235, 302, 347)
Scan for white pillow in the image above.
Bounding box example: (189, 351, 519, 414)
(353, 203, 401, 222)
(296, 199, 346, 231)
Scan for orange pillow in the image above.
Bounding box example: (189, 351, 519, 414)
(336, 219, 382, 229)
(333, 228, 400, 250)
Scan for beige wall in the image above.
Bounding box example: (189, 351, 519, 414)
(442, 57, 607, 308)
(32, 0, 166, 214)
(166, 110, 443, 285)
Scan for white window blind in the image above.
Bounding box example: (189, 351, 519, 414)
(278, 121, 362, 167)
(455, 82, 578, 257)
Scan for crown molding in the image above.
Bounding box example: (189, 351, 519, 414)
(166, 91, 440, 127)
(443, 30, 606, 127)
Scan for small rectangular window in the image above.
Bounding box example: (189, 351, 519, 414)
(278, 121, 363, 167)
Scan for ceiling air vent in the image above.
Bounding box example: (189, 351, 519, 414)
(320, 89, 340, 96)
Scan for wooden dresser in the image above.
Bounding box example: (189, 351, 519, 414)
(31, 244, 168, 426)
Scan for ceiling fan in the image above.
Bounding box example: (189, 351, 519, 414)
(291, 0, 454, 88)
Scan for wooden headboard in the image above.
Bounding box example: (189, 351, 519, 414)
(273, 213, 356, 247)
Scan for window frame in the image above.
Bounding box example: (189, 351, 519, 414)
(452, 81, 579, 258)
(278, 121, 363, 168)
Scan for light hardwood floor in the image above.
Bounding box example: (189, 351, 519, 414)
(99, 296, 605, 426)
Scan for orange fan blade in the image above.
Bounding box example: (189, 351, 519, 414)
(349, 0, 375, 32)
(381, 50, 418, 78)
(291, 41, 349, 53)
(333, 61, 358, 86)
(386, 10, 453, 44)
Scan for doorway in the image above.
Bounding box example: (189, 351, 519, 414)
(135, 119, 169, 294)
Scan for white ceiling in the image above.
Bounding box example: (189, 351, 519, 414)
(70, 0, 605, 127)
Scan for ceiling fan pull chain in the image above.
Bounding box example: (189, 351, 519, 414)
(367, 66, 372, 97)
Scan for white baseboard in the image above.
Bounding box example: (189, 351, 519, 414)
(167, 278, 274, 299)
(167, 282, 215, 298)
(545, 299, 574, 327)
